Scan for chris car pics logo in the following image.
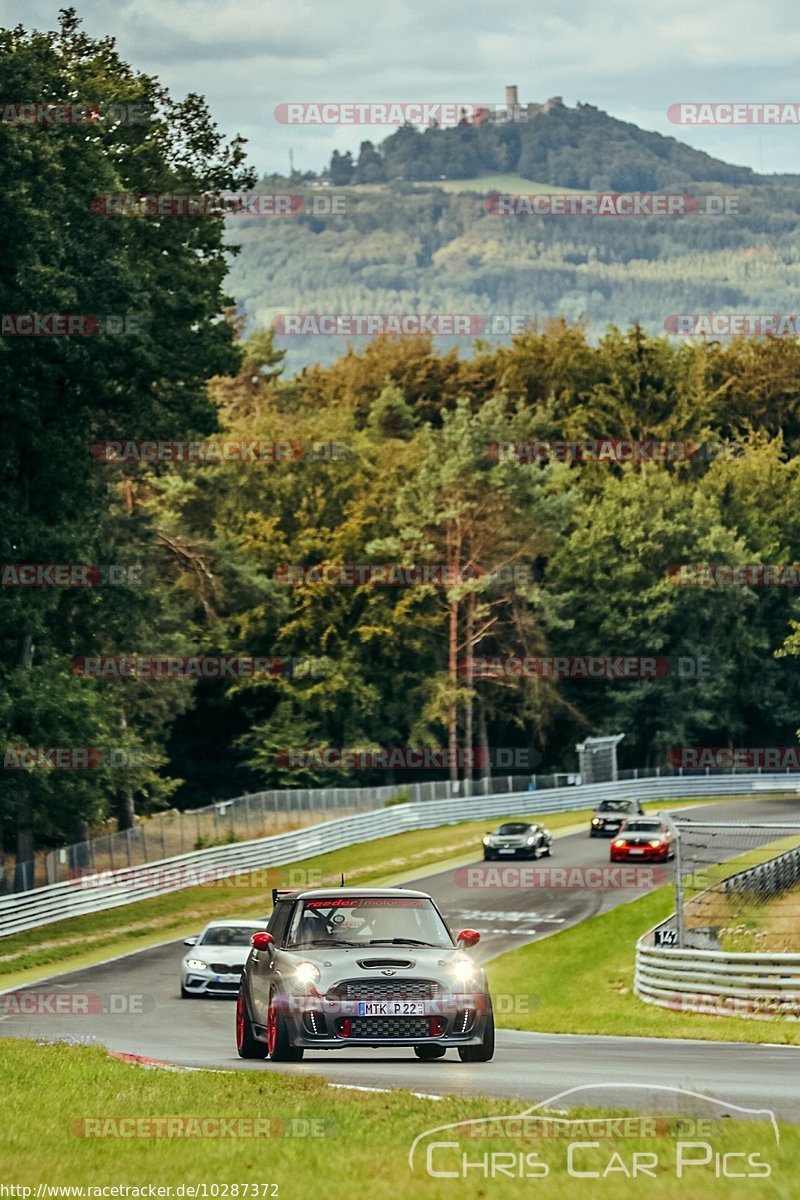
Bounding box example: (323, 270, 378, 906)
(409, 1085, 778, 1180)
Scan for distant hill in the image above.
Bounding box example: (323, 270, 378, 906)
(226, 100, 800, 373)
(332, 99, 758, 190)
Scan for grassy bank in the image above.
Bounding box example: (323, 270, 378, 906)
(1, 1039, 794, 1198)
(488, 885, 800, 1045)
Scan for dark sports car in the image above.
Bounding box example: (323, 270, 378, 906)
(236, 887, 494, 1063)
(482, 821, 553, 860)
(589, 797, 645, 837)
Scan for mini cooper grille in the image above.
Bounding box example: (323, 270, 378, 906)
(349, 1016, 430, 1039)
(329, 979, 439, 1002)
(209, 963, 244, 975)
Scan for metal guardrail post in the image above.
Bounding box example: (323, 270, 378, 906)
(674, 827, 685, 948)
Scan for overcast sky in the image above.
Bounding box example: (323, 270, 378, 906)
(5, 0, 800, 177)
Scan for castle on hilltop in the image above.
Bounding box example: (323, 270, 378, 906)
(480, 86, 568, 124)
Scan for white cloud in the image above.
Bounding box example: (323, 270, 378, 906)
(3, 0, 800, 174)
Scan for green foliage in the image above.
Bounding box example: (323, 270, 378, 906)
(5, 22, 800, 860)
(384, 788, 411, 806)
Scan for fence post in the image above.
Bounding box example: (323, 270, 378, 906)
(674, 829, 685, 948)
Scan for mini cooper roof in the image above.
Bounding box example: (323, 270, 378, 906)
(274, 887, 432, 901)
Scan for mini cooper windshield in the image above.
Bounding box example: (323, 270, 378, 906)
(285, 896, 453, 950)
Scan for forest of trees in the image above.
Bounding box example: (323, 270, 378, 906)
(231, 169, 800, 375)
(3, 15, 800, 869)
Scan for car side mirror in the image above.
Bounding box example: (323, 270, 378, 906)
(457, 929, 481, 947)
(183, 936, 198, 946)
(251, 932, 274, 952)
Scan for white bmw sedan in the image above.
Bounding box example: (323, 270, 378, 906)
(180, 919, 266, 998)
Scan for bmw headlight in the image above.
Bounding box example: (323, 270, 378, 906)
(451, 959, 480, 988)
(294, 961, 321, 987)
(186, 958, 208, 971)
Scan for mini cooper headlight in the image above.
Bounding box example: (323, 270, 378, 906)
(452, 959, 480, 987)
(526, 835, 536, 845)
(482, 836, 491, 845)
(186, 958, 208, 971)
(294, 961, 321, 987)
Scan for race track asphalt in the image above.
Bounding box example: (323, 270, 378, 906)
(2, 794, 799, 1120)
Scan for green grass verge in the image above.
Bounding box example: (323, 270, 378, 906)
(1, 1039, 794, 1197)
(0, 797, 747, 990)
(487, 883, 800, 1045)
(411, 173, 581, 195)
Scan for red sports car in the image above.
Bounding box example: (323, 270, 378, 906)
(610, 817, 675, 862)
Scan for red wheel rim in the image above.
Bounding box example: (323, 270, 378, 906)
(236, 993, 245, 1050)
(267, 1000, 277, 1055)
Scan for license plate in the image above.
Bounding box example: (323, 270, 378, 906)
(498, 848, 515, 854)
(628, 849, 644, 856)
(215, 974, 237, 981)
(357, 1000, 426, 1016)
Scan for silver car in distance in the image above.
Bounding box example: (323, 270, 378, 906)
(181, 919, 266, 998)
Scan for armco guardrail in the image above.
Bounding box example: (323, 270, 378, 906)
(635, 943, 800, 1018)
(721, 844, 800, 900)
(15, 761, 799, 893)
(2, 772, 799, 938)
(636, 841, 800, 1018)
